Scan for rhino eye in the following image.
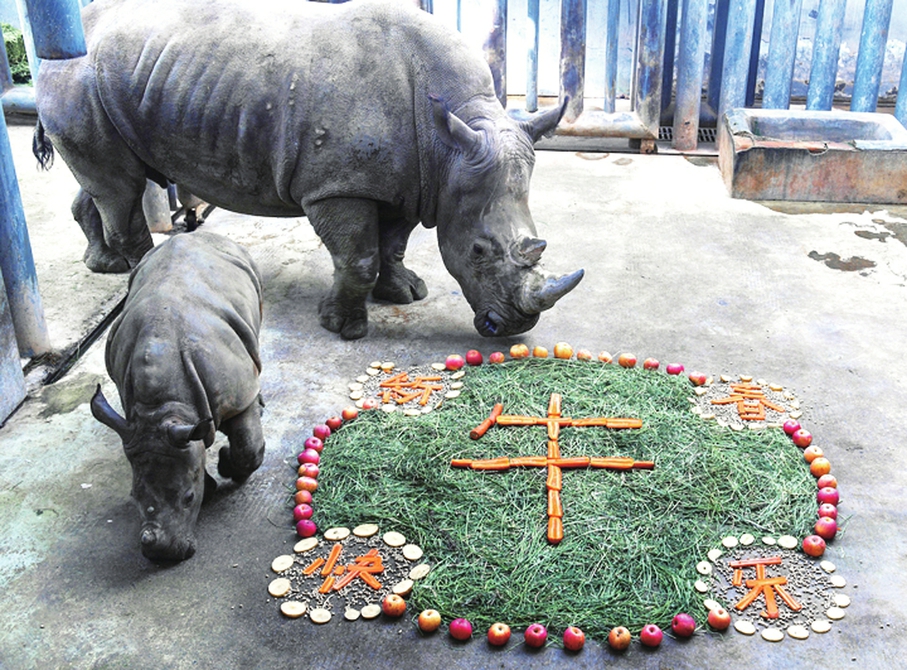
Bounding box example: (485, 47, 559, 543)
(472, 242, 484, 256)
(183, 490, 195, 506)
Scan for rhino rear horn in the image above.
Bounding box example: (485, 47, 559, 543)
(429, 94, 486, 159)
(517, 268, 585, 314)
(520, 97, 569, 143)
(516, 237, 547, 267)
(90, 385, 131, 439)
(168, 418, 213, 448)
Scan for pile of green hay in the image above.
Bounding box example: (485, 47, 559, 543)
(2, 23, 30, 84)
(312, 358, 815, 639)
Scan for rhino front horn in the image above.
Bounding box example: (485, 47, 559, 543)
(517, 268, 585, 314)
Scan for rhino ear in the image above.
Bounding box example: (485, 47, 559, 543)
(168, 418, 213, 449)
(429, 94, 486, 158)
(90, 385, 131, 439)
(520, 97, 569, 143)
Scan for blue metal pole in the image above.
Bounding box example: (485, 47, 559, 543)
(744, 0, 765, 106)
(673, 0, 708, 149)
(603, 0, 620, 113)
(634, 0, 668, 136)
(13, 0, 41, 83)
(718, 0, 757, 120)
(526, 0, 540, 112)
(896, 48, 907, 127)
(1, 33, 14, 93)
(851, 0, 892, 112)
(806, 0, 847, 110)
(706, 0, 730, 115)
(0, 259, 27, 423)
(560, 0, 587, 122)
(661, 0, 679, 113)
(762, 0, 803, 109)
(24, 0, 86, 60)
(0, 110, 51, 357)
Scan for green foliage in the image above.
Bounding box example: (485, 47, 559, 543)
(2, 23, 31, 85)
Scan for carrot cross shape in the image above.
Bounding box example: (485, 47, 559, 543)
(452, 393, 651, 544)
(732, 556, 802, 618)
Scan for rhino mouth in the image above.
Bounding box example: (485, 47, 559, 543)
(475, 308, 540, 338)
(140, 525, 197, 561)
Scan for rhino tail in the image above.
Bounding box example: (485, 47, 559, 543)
(33, 119, 55, 171)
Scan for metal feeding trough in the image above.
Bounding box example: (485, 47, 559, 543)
(718, 108, 907, 204)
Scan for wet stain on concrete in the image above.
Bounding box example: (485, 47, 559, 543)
(869, 219, 907, 247)
(38, 373, 105, 418)
(613, 157, 634, 166)
(808, 251, 876, 272)
(575, 152, 610, 161)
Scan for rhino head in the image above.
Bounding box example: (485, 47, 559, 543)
(91, 386, 211, 561)
(430, 96, 584, 337)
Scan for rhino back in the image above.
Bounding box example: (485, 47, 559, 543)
(85, 0, 495, 220)
(106, 232, 263, 424)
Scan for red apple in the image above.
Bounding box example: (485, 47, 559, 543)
(707, 607, 731, 631)
(523, 623, 548, 648)
(598, 351, 613, 364)
(666, 363, 684, 375)
(817, 486, 840, 506)
(802, 534, 826, 557)
(361, 397, 379, 410)
(562, 625, 585, 652)
(818, 503, 838, 520)
(607, 626, 631, 650)
(486, 622, 511, 647)
(792, 429, 812, 448)
(553, 342, 574, 359)
(448, 617, 473, 641)
(576, 348, 593, 361)
(815, 516, 838, 540)
(297, 463, 319, 479)
(293, 503, 313, 521)
(312, 424, 331, 441)
(639, 623, 663, 647)
(643, 357, 659, 371)
(671, 612, 696, 637)
(303, 436, 323, 453)
(688, 372, 707, 386)
(488, 351, 506, 364)
(782, 419, 801, 435)
(465, 349, 484, 366)
(341, 406, 359, 421)
(295, 476, 318, 493)
(446, 354, 465, 371)
(532, 345, 548, 358)
(509, 343, 530, 359)
(817, 474, 838, 489)
(295, 519, 317, 537)
(293, 489, 312, 505)
(298, 448, 320, 466)
(417, 609, 441, 633)
(381, 594, 406, 617)
(618, 353, 637, 368)
(325, 416, 343, 431)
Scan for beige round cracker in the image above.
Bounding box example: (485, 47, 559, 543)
(450, 381, 464, 390)
(409, 563, 431, 580)
(740, 533, 755, 546)
(703, 599, 722, 612)
(707, 548, 723, 562)
(381, 404, 397, 413)
(393, 579, 414, 597)
(762, 536, 776, 545)
(309, 608, 332, 624)
(444, 390, 461, 399)
(344, 608, 361, 621)
(694, 580, 709, 593)
(734, 620, 756, 635)
(280, 601, 307, 619)
(361, 604, 382, 619)
(834, 594, 851, 608)
(271, 555, 295, 573)
(324, 527, 351, 541)
(820, 560, 836, 573)
(380, 362, 395, 371)
(826, 606, 846, 620)
(403, 409, 422, 417)
(369, 361, 382, 370)
(294, 537, 319, 553)
(777, 535, 798, 549)
(811, 620, 832, 633)
(349, 390, 363, 400)
(830, 575, 847, 588)
(761, 628, 784, 642)
(268, 577, 292, 598)
(366, 367, 380, 377)
(355, 375, 369, 384)
(787, 625, 809, 640)
(420, 405, 433, 414)
(402, 544, 424, 561)
(348, 382, 363, 392)
(696, 561, 712, 575)
(353, 523, 379, 538)
(722, 536, 739, 549)
(382, 531, 406, 547)
(451, 370, 466, 380)
(431, 362, 446, 371)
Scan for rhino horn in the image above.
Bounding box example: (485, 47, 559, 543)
(519, 96, 569, 143)
(517, 268, 585, 314)
(168, 418, 213, 448)
(429, 94, 485, 158)
(90, 385, 130, 439)
(515, 237, 547, 267)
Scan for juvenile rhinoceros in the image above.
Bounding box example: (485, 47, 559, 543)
(90, 231, 264, 561)
(35, 0, 582, 339)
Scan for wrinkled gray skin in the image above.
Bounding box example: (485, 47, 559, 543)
(35, 0, 582, 339)
(90, 232, 264, 561)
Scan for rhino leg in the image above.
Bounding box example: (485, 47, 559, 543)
(217, 396, 265, 483)
(372, 216, 428, 304)
(71, 189, 131, 273)
(306, 198, 380, 340)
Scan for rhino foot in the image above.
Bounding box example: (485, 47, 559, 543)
(217, 446, 253, 483)
(318, 298, 368, 340)
(83, 244, 131, 273)
(372, 267, 428, 304)
(204, 471, 218, 501)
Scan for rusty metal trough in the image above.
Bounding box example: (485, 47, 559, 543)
(718, 108, 907, 204)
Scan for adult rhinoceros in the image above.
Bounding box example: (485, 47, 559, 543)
(35, 0, 583, 339)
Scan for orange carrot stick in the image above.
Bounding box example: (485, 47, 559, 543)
(332, 568, 361, 591)
(318, 575, 335, 594)
(773, 584, 802, 612)
(764, 586, 779, 618)
(302, 557, 325, 575)
(735, 585, 765, 610)
(552, 456, 591, 468)
(396, 391, 423, 404)
(470, 403, 504, 439)
(589, 457, 634, 469)
(548, 393, 562, 417)
(378, 372, 409, 387)
(496, 416, 543, 426)
(321, 543, 344, 576)
(605, 418, 643, 429)
(450, 459, 473, 468)
(333, 565, 345, 576)
(547, 439, 560, 460)
(548, 488, 563, 517)
(509, 456, 547, 467)
(471, 457, 511, 471)
(360, 572, 382, 589)
(547, 516, 564, 543)
(732, 569, 743, 587)
(631, 461, 655, 470)
(729, 556, 783, 568)
(546, 465, 562, 490)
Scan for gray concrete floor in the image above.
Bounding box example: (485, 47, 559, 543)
(2, 120, 906, 669)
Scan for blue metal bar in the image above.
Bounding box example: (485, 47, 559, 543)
(851, 0, 893, 112)
(23, 0, 86, 59)
(0, 110, 51, 357)
(896, 48, 907, 127)
(744, 0, 766, 106)
(718, 0, 757, 119)
(634, 0, 668, 135)
(762, 0, 803, 109)
(806, 0, 847, 110)
(661, 0, 679, 112)
(457, 0, 462, 32)
(14, 0, 41, 83)
(602, 0, 620, 113)
(1, 36, 13, 93)
(673, 0, 709, 149)
(526, 0, 540, 111)
(706, 0, 730, 115)
(560, 0, 587, 122)
(0, 259, 27, 423)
